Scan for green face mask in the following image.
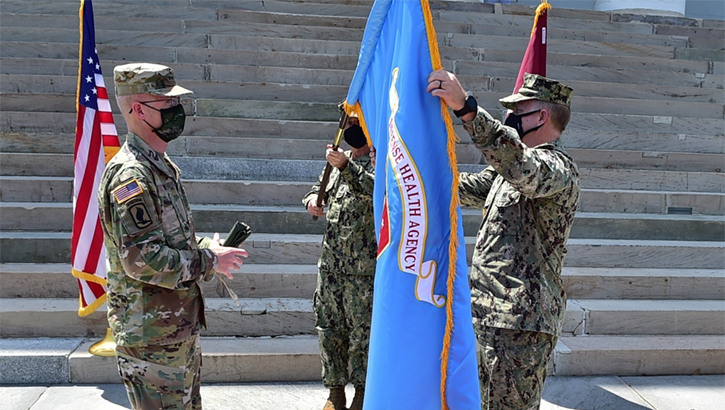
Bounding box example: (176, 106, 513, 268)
(141, 102, 186, 142)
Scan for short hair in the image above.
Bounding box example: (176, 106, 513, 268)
(116, 94, 136, 113)
(533, 100, 571, 133)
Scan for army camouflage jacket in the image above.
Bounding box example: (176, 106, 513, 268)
(98, 133, 217, 347)
(302, 151, 377, 276)
(459, 108, 580, 336)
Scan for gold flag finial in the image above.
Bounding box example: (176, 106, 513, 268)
(88, 328, 116, 357)
(532, 0, 553, 38)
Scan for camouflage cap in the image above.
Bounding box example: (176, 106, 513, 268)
(113, 63, 193, 97)
(499, 73, 573, 110)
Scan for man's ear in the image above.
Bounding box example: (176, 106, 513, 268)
(538, 108, 549, 126)
(129, 102, 145, 119)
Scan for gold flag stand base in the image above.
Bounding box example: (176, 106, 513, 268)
(89, 328, 116, 357)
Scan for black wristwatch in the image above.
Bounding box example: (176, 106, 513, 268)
(453, 95, 477, 118)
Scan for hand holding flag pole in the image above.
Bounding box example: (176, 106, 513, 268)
(312, 105, 349, 221)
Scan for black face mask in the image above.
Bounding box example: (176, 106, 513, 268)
(140, 103, 186, 142)
(504, 109, 542, 139)
(344, 124, 367, 149)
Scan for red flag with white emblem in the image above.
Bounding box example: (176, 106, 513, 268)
(513, 0, 551, 92)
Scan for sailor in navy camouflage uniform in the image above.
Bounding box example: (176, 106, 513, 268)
(427, 71, 580, 410)
(303, 116, 376, 410)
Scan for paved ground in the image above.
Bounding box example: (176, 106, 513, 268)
(2, 375, 723, 410)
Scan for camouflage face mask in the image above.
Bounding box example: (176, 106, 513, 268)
(141, 102, 186, 142)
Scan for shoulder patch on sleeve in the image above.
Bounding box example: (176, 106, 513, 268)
(128, 199, 154, 229)
(113, 179, 144, 204)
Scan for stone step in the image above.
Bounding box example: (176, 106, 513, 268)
(2, 334, 724, 384)
(564, 268, 725, 300)
(4, 8, 715, 52)
(554, 335, 725, 376)
(210, 34, 723, 75)
(0, 263, 318, 299)
(565, 299, 725, 336)
(442, 32, 724, 62)
(2, 24, 722, 66)
(22, 102, 718, 135)
(3, 87, 724, 121)
(579, 188, 725, 216)
(0, 298, 315, 338)
(3, 153, 723, 193)
(458, 61, 723, 89)
(2, 263, 723, 301)
(0, 0, 703, 39)
(4, 35, 719, 78)
(0, 0, 221, 20)
(0, 335, 321, 384)
(439, 6, 712, 36)
(1, 232, 722, 268)
(1, 202, 722, 241)
(2, 109, 723, 143)
(2, 128, 724, 173)
(2, 297, 722, 339)
(4, 123, 723, 156)
(5, 0, 722, 35)
(3, 176, 722, 215)
(566, 148, 724, 174)
(2, 97, 724, 148)
(3, 1, 723, 55)
(4, 67, 724, 105)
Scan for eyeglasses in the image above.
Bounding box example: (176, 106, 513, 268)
(129, 97, 181, 114)
(140, 96, 180, 106)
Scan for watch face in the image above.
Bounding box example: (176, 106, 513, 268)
(466, 96, 477, 111)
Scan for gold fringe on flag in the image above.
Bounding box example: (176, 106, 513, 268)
(421, 1, 460, 409)
(532, 0, 552, 38)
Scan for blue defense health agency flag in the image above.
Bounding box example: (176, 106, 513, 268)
(344, 1, 480, 409)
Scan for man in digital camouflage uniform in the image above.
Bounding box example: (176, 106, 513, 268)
(98, 63, 248, 410)
(427, 71, 580, 410)
(303, 116, 377, 410)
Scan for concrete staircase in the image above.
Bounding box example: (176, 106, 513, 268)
(1, 0, 724, 384)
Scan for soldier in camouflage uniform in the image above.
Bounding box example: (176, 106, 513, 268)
(427, 72, 580, 410)
(302, 116, 377, 410)
(98, 63, 248, 410)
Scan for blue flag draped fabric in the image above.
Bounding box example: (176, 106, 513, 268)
(344, 1, 480, 409)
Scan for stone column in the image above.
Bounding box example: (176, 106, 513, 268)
(594, 0, 686, 17)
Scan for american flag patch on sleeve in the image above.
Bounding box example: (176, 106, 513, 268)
(113, 179, 144, 204)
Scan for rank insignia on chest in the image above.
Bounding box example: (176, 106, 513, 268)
(113, 179, 144, 204)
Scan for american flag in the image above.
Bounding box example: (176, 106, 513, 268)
(113, 180, 142, 204)
(72, 0, 120, 317)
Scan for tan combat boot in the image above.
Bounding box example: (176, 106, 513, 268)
(322, 387, 347, 410)
(348, 387, 364, 410)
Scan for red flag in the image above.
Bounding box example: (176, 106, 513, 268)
(72, 0, 120, 317)
(513, 0, 551, 92)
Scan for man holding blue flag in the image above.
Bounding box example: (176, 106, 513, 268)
(427, 70, 580, 410)
(342, 1, 481, 409)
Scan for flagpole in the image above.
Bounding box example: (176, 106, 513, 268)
(88, 328, 116, 356)
(75, 0, 120, 357)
